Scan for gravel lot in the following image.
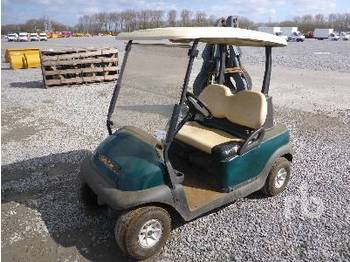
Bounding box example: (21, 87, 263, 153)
(2, 37, 350, 261)
(242, 39, 350, 72)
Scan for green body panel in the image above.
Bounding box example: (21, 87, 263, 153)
(221, 126, 290, 189)
(94, 130, 166, 191)
(94, 125, 289, 192)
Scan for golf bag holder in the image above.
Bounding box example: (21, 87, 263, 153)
(193, 16, 252, 96)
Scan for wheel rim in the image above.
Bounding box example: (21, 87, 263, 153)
(274, 168, 288, 189)
(138, 219, 162, 248)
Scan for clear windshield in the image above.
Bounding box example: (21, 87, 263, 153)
(110, 43, 190, 140)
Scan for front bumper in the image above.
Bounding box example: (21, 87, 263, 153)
(79, 156, 174, 210)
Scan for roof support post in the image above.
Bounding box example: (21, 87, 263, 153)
(106, 40, 132, 135)
(163, 40, 199, 189)
(261, 46, 272, 95)
(166, 40, 199, 145)
(178, 40, 200, 106)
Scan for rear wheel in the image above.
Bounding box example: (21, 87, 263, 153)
(115, 206, 171, 260)
(262, 157, 291, 196)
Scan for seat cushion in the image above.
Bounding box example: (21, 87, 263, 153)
(199, 84, 267, 129)
(175, 121, 243, 154)
(198, 84, 232, 118)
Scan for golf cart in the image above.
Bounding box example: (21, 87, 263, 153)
(80, 27, 292, 260)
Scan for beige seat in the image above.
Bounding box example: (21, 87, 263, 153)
(176, 121, 243, 154)
(175, 84, 267, 154)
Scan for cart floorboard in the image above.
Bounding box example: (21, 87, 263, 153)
(183, 176, 225, 211)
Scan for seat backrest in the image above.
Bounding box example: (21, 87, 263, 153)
(198, 84, 267, 129)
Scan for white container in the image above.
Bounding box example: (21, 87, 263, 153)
(314, 28, 334, 40)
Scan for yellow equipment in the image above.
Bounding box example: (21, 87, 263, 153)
(5, 48, 41, 69)
(51, 33, 60, 38)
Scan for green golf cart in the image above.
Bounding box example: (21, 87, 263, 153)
(80, 27, 292, 260)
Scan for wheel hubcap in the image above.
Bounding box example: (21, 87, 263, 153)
(274, 168, 287, 189)
(138, 219, 162, 248)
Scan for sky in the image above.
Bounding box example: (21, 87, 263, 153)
(1, 0, 350, 25)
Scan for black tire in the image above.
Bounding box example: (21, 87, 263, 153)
(80, 183, 99, 208)
(262, 157, 291, 196)
(115, 206, 171, 260)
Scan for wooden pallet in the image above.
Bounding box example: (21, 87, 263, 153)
(40, 48, 119, 88)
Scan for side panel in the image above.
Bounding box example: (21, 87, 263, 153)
(221, 129, 290, 189)
(95, 130, 166, 191)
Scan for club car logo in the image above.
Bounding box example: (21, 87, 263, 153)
(99, 154, 121, 173)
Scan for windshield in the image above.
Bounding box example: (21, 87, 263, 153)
(110, 42, 190, 140)
(19, 33, 27, 36)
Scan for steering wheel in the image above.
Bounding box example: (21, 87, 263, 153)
(185, 92, 212, 118)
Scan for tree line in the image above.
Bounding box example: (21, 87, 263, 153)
(73, 11, 350, 33)
(2, 17, 70, 35)
(0, 9, 256, 35)
(2, 10, 350, 35)
(75, 10, 218, 33)
(75, 10, 257, 33)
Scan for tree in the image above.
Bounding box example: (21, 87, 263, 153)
(279, 20, 295, 27)
(149, 10, 164, 28)
(167, 10, 177, 26)
(110, 12, 121, 32)
(138, 10, 151, 29)
(121, 10, 137, 32)
(180, 9, 192, 26)
(238, 17, 255, 29)
(314, 14, 325, 26)
(328, 13, 337, 28)
(96, 12, 108, 32)
(194, 11, 207, 26)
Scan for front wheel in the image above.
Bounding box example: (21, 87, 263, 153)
(261, 157, 291, 196)
(115, 206, 171, 260)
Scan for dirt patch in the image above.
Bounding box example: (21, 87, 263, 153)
(1, 106, 67, 144)
(1, 106, 35, 127)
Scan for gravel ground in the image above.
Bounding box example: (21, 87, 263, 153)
(1, 37, 350, 261)
(241, 39, 350, 72)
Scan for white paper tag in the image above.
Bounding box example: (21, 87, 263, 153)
(153, 129, 166, 141)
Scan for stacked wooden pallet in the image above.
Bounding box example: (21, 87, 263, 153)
(40, 48, 118, 88)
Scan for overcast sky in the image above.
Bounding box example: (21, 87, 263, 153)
(2, 0, 350, 25)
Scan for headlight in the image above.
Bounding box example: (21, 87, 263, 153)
(98, 154, 121, 174)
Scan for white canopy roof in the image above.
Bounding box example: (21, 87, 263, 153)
(116, 27, 287, 47)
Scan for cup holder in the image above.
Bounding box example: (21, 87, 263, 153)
(175, 171, 184, 184)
